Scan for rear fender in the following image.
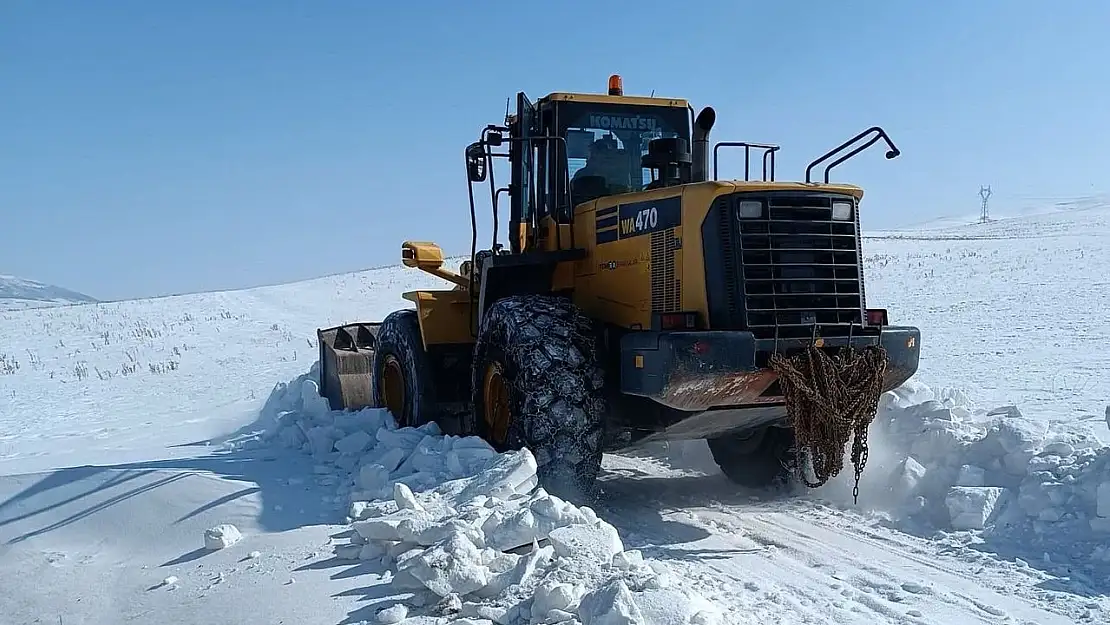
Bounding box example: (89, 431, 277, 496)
(401, 290, 476, 347)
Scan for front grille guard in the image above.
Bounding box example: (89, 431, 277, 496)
(732, 193, 877, 352)
(768, 313, 884, 359)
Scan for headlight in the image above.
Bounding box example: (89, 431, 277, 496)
(832, 201, 853, 221)
(737, 200, 763, 219)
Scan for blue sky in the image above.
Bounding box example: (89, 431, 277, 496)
(2, 1, 1107, 300)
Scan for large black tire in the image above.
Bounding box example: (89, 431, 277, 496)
(470, 295, 606, 501)
(372, 309, 439, 428)
(707, 425, 796, 490)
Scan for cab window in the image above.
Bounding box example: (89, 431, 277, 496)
(564, 111, 684, 205)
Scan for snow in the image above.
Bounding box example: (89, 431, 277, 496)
(253, 370, 718, 623)
(862, 205, 1110, 418)
(840, 381, 1110, 587)
(2, 205, 1110, 624)
(869, 191, 1110, 233)
(204, 523, 244, 550)
(0, 261, 452, 473)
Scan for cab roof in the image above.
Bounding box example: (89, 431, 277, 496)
(724, 180, 865, 200)
(538, 92, 689, 109)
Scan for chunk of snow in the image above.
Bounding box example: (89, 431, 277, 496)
(304, 425, 337, 458)
(359, 463, 391, 494)
(946, 485, 1006, 530)
(634, 588, 722, 625)
(1042, 441, 1075, 457)
(611, 549, 644, 571)
(334, 543, 362, 560)
(956, 464, 986, 487)
(691, 610, 723, 625)
(334, 429, 373, 454)
(349, 500, 371, 520)
(578, 579, 643, 625)
(1097, 482, 1110, 518)
(548, 521, 624, 564)
(358, 542, 386, 561)
(533, 581, 583, 615)
(393, 482, 423, 511)
(893, 456, 927, 496)
(376, 603, 408, 624)
(203, 524, 243, 550)
(1090, 517, 1110, 533)
(987, 405, 1023, 419)
(401, 530, 492, 597)
(988, 418, 1048, 455)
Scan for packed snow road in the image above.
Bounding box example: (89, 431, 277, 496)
(599, 448, 1102, 625)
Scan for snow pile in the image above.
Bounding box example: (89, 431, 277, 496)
(854, 380, 1110, 580)
(256, 363, 724, 624)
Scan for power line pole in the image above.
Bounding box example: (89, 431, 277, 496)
(979, 185, 992, 223)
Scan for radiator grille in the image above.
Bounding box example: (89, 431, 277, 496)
(735, 194, 865, 339)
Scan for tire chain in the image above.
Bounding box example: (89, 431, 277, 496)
(471, 295, 606, 499)
(769, 343, 889, 503)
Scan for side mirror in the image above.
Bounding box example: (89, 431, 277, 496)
(465, 142, 487, 182)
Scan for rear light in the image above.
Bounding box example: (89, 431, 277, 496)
(658, 312, 700, 330)
(865, 308, 888, 326)
(692, 341, 710, 355)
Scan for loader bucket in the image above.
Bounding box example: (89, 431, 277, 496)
(317, 322, 381, 411)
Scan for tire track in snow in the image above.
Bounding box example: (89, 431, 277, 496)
(725, 510, 1033, 624)
(595, 455, 1095, 625)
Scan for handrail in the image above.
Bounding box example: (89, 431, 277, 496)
(712, 141, 781, 181)
(804, 126, 900, 184)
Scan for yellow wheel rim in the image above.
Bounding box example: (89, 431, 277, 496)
(482, 361, 511, 445)
(381, 355, 405, 420)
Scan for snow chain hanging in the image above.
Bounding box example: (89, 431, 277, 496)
(769, 343, 889, 504)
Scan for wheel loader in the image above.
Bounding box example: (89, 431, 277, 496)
(317, 75, 921, 500)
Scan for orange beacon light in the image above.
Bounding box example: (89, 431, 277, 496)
(608, 74, 623, 96)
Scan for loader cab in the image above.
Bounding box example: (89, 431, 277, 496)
(506, 79, 693, 254)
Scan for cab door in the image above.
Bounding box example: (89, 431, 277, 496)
(509, 92, 536, 254)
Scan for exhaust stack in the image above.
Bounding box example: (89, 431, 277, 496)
(691, 106, 716, 183)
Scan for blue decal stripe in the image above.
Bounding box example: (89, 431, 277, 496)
(596, 228, 619, 244)
(596, 215, 618, 229)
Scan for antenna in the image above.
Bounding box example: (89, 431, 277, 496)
(979, 185, 992, 223)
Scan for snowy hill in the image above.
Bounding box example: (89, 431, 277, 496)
(0, 274, 98, 311)
(1, 210, 1109, 624)
(862, 204, 1110, 418)
(877, 192, 1110, 233)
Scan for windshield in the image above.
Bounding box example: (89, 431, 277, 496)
(561, 106, 689, 201)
